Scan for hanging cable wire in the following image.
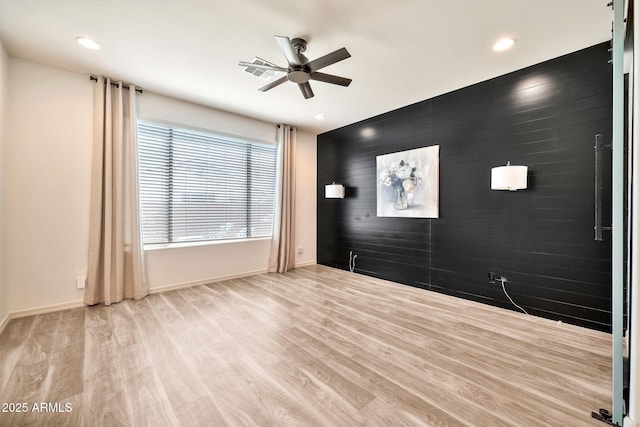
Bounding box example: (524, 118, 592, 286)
(500, 277, 528, 315)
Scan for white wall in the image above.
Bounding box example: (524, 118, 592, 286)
(0, 40, 9, 325)
(3, 59, 317, 313)
(5, 58, 93, 313)
(295, 130, 317, 266)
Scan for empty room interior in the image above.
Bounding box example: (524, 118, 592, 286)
(1, 1, 639, 426)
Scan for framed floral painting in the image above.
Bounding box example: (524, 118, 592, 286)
(376, 145, 439, 218)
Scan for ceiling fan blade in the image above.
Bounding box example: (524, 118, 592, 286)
(239, 61, 288, 72)
(298, 82, 314, 99)
(275, 35, 302, 66)
(309, 72, 352, 87)
(307, 47, 351, 72)
(258, 76, 288, 92)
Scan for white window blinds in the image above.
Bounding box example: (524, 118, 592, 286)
(137, 120, 277, 245)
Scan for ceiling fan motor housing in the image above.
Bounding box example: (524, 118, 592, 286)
(291, 38, 307, 54)
(287, 68, 310, 83)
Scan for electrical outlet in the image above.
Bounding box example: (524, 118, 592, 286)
(76, 272, 86, 289)
(488, 272, 496, 283)
(297, 246, 303, 255)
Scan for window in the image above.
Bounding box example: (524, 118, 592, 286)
(137, 120, 277, 245)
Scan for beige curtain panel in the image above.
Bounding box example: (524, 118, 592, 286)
(85, 77, 148, 305)
(268, 124, 297, 273)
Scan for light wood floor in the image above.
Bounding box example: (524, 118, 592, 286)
(0, 265, 611, 426)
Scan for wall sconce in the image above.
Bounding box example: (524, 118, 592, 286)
(325, 182, 345, 198)
(491, 162, 528, 191)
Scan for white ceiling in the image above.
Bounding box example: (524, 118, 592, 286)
(0, 0, 612, 134)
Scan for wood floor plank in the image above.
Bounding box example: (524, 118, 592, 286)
(213, 338, 341, 426)
(170, 287, 357, 426)
(282, 326, 468, 426)
(361, 397, 431, 427)
(0, 265, 612, 426)
(153, 289, 275, 426)
(114, 300, 181, 427)
(292, 287, 610, 411)
(127, 295, 228, 427)
(280, 267, 611, 405)
(40, 392, 83, 427)
(42, 308, 85, 403)
(292, 267, 610, 362)
(82, 305, 134, 427)
(0, 316, 35, 397)
(290, 308, 518, 426)
(177, 285, 330, 426)
(0, 312, 64, 426)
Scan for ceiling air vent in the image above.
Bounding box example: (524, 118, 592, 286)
(241, 57, 280, 81)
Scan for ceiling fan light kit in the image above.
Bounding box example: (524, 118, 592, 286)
(239, 35, 352, 99)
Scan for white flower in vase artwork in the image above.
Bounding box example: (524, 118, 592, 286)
(376, 145, 439, 218)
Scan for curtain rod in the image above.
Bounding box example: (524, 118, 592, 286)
(90, 75, 143, 93)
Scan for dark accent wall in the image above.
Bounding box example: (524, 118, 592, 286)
(317, 43, 613, 332)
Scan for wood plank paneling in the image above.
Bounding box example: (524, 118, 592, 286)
(317, 43, 613, 331)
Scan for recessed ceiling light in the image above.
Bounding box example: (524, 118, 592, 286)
(76, 36, 101, 50)
(493, 37, 516, 52)
(314, 114, 325, 121)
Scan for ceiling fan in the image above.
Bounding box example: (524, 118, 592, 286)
(239, 36, 352, 99)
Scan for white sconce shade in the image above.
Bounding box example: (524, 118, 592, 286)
(491, 162, 528, 191)
(325, 182, 345, 198)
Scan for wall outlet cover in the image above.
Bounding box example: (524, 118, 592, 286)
(76, 272, 87, 289)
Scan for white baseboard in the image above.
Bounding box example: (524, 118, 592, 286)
(0, 269, 276, 330)
(0, 300, 86, 336)
(295, 261, 317, 268)
(149, 268, 268, 294)
(625, 416, 638, 427)
(0, 311, 10, 336)
(10, 300, 85, 320)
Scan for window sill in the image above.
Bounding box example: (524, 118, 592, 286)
(144, 237, 272, 251)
